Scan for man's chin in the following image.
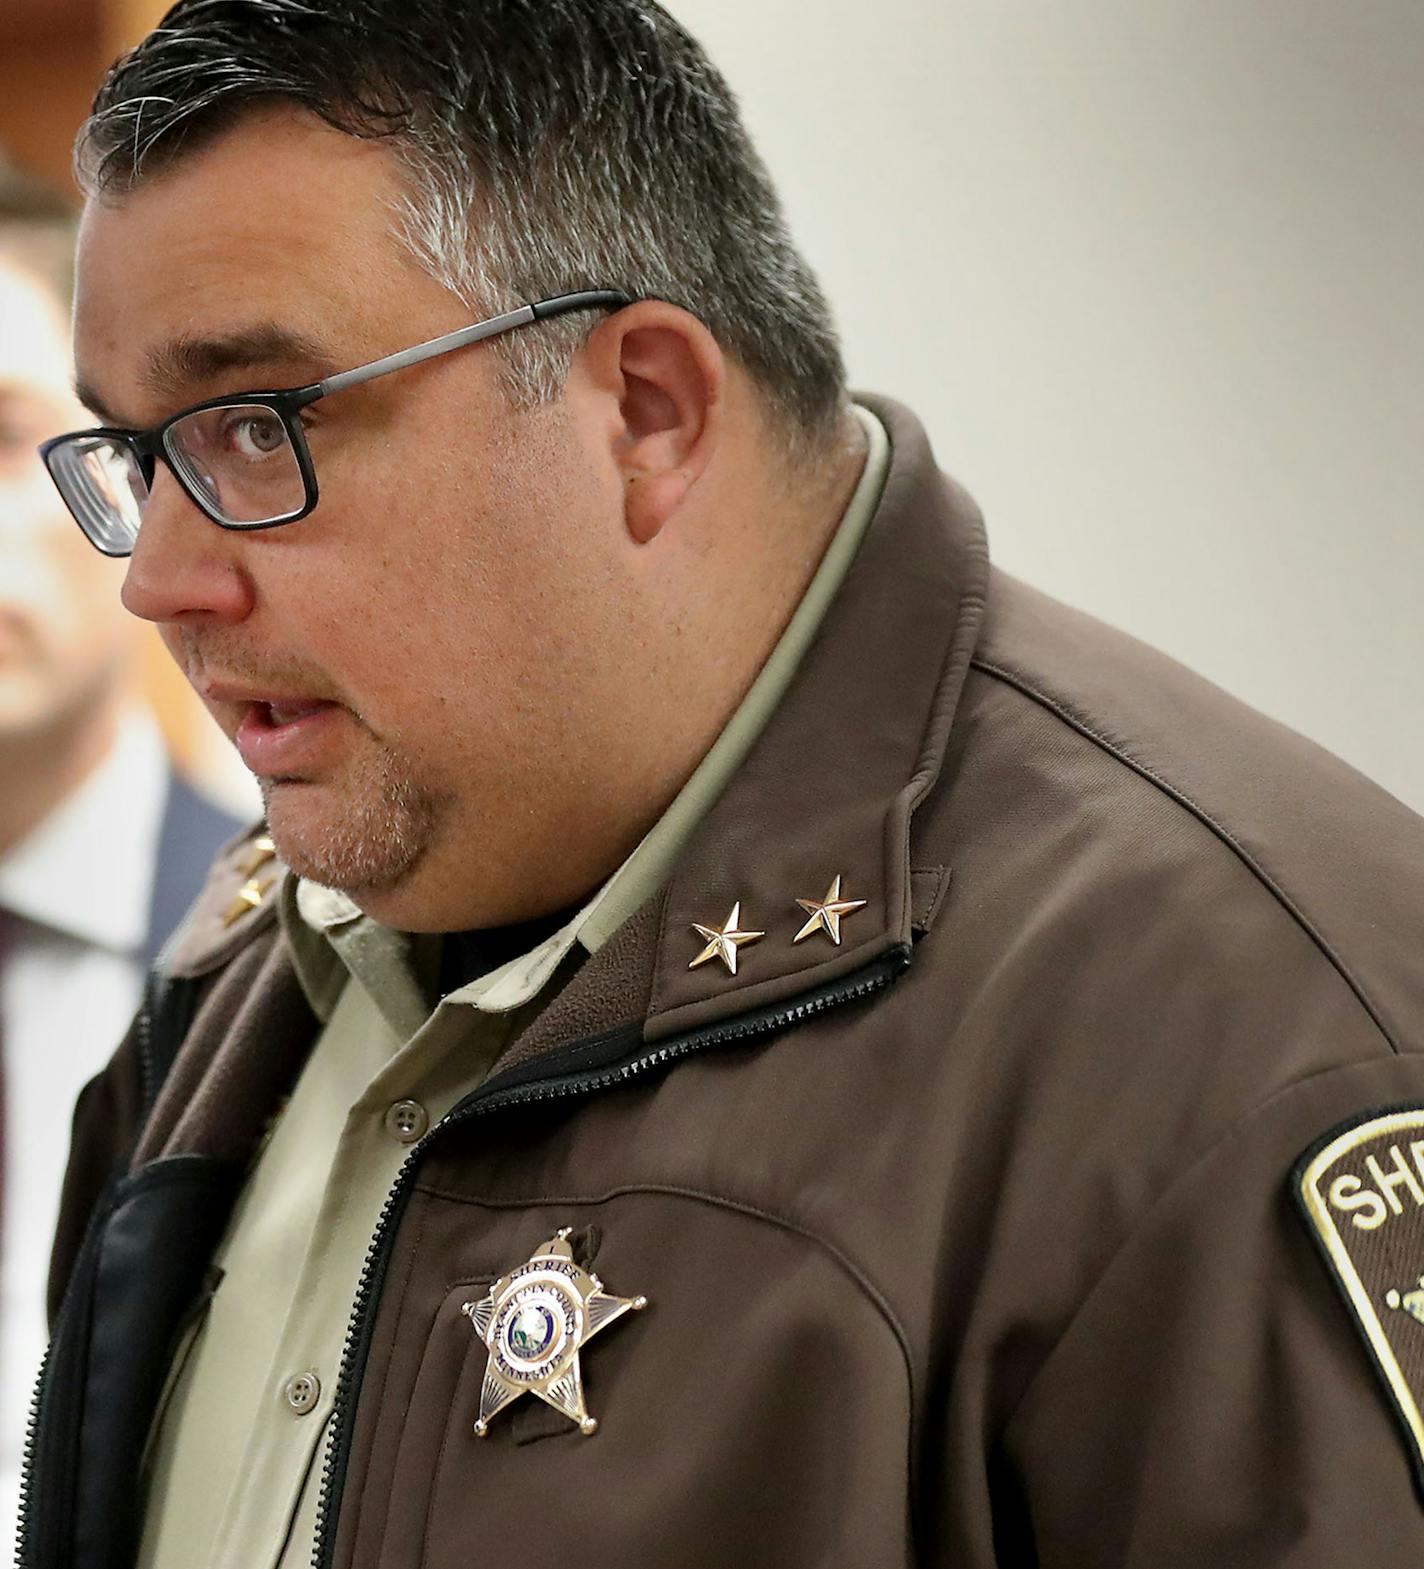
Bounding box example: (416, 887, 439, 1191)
(260, 775, 433, 902)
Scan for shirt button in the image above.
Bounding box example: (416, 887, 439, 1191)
(284, 1373, 321, 1414)
(384, 1100, 429, 1143)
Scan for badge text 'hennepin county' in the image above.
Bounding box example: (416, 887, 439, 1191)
(462, 1231, 647, 1438)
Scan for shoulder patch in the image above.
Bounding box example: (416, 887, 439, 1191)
(1294, 1106, 1424, 1493)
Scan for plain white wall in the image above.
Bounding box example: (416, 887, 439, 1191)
(664, 0, 1424, 811)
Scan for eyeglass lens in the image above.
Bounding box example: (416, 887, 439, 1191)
(163, 404, 306, 527)
(45, 435, 149, 555)
(46, 402, 306, 553)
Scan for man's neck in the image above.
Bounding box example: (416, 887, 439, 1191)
(730, 410, 872, 700)
(0, 695, 125, 861)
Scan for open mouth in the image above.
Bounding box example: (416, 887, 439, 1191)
(235, 698, 343, 774)
(254, 699, 333, 729)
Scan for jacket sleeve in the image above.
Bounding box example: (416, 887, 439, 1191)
(47, 1013, 148, 1329)
(1001, 1052, 1424, 1567)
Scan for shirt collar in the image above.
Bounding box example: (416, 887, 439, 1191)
(572, 405, 891, 953)
(0, 707, 169, 953)
(282, 405, 892, 1025)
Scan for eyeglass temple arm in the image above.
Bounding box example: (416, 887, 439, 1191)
(316, 290, 634, 398)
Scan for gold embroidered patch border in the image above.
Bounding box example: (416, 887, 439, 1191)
(1294, 1104, 1424, 1494)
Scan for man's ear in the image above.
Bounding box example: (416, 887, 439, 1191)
(580, 301, 725, 545)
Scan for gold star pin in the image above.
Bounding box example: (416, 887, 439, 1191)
(793, 875, 868, 946)
(222, 873, 276, 928)
(689, 901, 766, 976)
(240, 833, 277, 878)
(462, 1230, 647, 1438)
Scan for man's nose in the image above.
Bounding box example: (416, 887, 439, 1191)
(120, 464, 255, 626)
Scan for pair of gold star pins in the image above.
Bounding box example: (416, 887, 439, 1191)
(688, 874, 867, 976)
(222, 834, 278, 927)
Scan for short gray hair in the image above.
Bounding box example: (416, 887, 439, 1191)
(77, 0, 849, 457)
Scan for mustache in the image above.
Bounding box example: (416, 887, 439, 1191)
(176, 630, 350, 711)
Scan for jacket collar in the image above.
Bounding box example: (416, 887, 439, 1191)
(639, 393, 990, 1041)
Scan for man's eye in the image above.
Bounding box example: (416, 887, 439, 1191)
(223, 412, 288, 459)
(0, 404, 39, 450)
(0, 420, 41, 463)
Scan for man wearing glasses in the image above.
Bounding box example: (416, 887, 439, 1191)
(24, 2, 1424, 1566)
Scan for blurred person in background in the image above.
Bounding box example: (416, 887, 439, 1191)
(0, 153, 240, 1530)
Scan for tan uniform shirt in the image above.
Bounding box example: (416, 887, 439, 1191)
(136, 406, 889, 1569)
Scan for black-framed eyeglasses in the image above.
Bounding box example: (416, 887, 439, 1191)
(39, 289, 634, 558)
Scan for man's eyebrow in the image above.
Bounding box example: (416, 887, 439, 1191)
(144, 322, 338, 401)
(73, 322, 339, 429)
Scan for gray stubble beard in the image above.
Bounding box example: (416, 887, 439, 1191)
(258, 734, 439, 899)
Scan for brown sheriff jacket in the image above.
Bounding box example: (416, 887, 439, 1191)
(26, 397, 1424, 1568)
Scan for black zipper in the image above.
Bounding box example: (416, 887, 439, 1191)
(136, 969, 159, 1117)
(310, 949, 908, 1569)
(14, 1320, 56, 1569)
(14, 1169, 123, 1569)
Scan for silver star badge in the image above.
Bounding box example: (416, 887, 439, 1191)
(462, 1230, 647, 1437)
